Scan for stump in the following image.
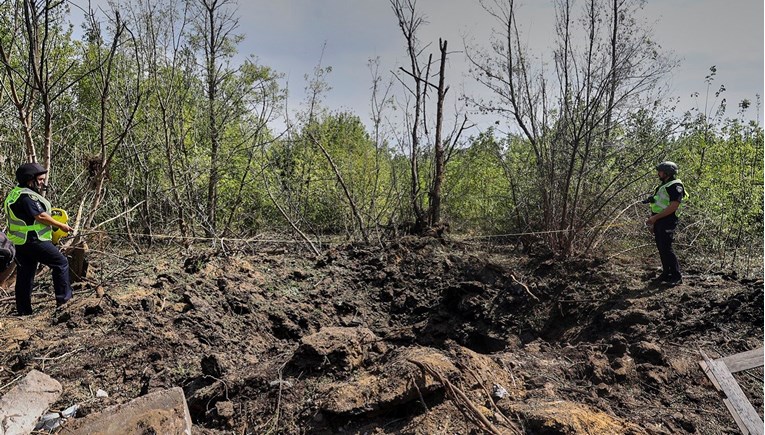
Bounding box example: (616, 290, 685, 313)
(66, 239, 89, 283)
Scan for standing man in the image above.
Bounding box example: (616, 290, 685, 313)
(645, 161, 686, 286)
(4, 163, 74, 315)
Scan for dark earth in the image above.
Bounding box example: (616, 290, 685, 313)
(0, 236, 762, 434)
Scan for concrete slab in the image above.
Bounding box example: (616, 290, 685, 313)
(64, 387, 192, 435)
(0, 370, 63, 435)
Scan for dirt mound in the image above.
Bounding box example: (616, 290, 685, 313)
(0, 237, 762, 434)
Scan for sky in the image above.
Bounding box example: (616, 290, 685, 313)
(73, 0, 764, 133)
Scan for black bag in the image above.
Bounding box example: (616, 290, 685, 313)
(0, 231, 15, 273)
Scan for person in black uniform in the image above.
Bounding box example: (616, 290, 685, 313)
(4, 163, 74, 315)
(644, 161, 686, 286)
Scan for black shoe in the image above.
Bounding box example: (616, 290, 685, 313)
(652, 273, 670, 282)
(663, 276, 683, 286)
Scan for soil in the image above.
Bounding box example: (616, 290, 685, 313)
(0, 236, 762, 434)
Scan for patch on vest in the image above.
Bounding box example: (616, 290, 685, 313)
(675, 185, 683, 194)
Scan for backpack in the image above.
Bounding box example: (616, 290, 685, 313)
(0, 231, 15, 273)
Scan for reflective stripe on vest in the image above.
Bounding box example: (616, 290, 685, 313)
(650, 179, 684, 215)
(3, 187, 52, 245)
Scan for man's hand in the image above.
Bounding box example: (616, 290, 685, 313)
(59, 223, 73, 233)
(645, 215, 658, 226)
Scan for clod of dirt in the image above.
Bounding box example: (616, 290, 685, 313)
(201, 354, 228, 378)
(601, 308, 655, 332)
(508, 400, 644, 434)
(630, 341, 667, 365)
(587, 353, 615, 384)
(289, 327, 382, 374)
(612, 356, 637, 381)
(318, 347, 459, 417)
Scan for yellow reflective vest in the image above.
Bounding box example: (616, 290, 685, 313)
(650, 179, 686, 215)
(4, 187, 52, 245)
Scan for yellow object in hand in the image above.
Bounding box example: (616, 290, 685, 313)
(50, 208, 69, 244)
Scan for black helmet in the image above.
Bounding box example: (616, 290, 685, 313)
(15, 162, 48, 184)
(655, 161, 678, 176)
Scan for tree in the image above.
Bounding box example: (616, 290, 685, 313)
(193, 0, 242, 237)
(390, 0, 426, 230)
(127, 0, 195, 238)
(390, 0, 469, 233)
(0, 0, 84, 173)
(79, 7, 142, 229)
(468, 0, 676, 255)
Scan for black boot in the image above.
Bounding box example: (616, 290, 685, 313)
(662, 274, 683, 286)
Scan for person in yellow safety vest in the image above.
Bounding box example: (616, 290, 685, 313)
(4, 163, 74, 315)
(644, 161, 687, 286)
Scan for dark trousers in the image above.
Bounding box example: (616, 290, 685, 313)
(15, 240, 72, 315)
(653, 216, 681, 278)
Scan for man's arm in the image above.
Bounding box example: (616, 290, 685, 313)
(34, 212, 73, 233)
(646, 201, 680, 225)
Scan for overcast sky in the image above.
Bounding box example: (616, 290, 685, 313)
(74, 0, 764, 132)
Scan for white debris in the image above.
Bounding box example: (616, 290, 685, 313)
(492, 383, 509, 400)
(34, 404, 79, 432)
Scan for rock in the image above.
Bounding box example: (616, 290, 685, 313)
(631, 341, 666, 365)
(492, 384, 509, 400)
(96, 389, 109, 398)
(0, 370, 62, 435)
(290, 327, 380, 374)
(64, 387, 192, 435)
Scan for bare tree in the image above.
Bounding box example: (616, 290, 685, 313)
(367, 56, 400, 238)
(82, 9, 142, 228)
(390, 0, 427, 230)
(390, 0, 470, 233)
(468, 0, 676, 255)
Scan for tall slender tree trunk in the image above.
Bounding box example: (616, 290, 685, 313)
(204, 1, 220, 237)
(428, 39, 448, 227)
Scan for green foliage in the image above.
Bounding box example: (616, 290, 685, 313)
(675, 114, 764, 267)
(0, 2, 759, 278)
(443, 131, 513, 233)
(265, 112, 397, 235)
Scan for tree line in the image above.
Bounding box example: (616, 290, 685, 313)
(0, 0, 761, 271)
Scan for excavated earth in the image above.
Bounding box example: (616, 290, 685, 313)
(0, 236, 762, 434)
